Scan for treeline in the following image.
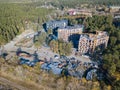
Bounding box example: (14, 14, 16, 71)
(85, 15, 120, 90)
(42, 0, 120, 8)
(1, 0, 120, 8)
(0, 0, 40, 3)
(0, 3, 53, 45)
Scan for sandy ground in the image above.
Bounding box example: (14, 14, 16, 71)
(4, 29, 35, 52)
(3, 29, 91, 63)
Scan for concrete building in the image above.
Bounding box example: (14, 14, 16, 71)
(43, 20, 68, 31)
(57, 25, 84, 42)
(78, 31, 109, 54)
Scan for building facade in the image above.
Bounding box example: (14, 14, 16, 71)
(43, 20, 68, 31)
(57, 25, 84, 42)
(78, 31, 109, 54)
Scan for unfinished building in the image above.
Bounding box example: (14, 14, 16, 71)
(78, 31, 109, 54)
(57, 25, 84, 42)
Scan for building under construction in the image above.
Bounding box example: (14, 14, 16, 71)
(57, 25, 84, 42)
(78, 31, 109, 54)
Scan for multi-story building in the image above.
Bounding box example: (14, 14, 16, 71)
(57, 25, 84, 42)
(78, 31, 109, 54)
(43, 20, 68, 31)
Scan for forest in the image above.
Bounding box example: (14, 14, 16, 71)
(1, 0, 120, 5)
(0, 3, 53, 45)
(0, 0, 120, 8)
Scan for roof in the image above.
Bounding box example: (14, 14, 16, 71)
(58, 25, 84, 30)
(46, 20, 68, 24)
(45, 20, 68, 30)
(79, 31, 109, 41)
